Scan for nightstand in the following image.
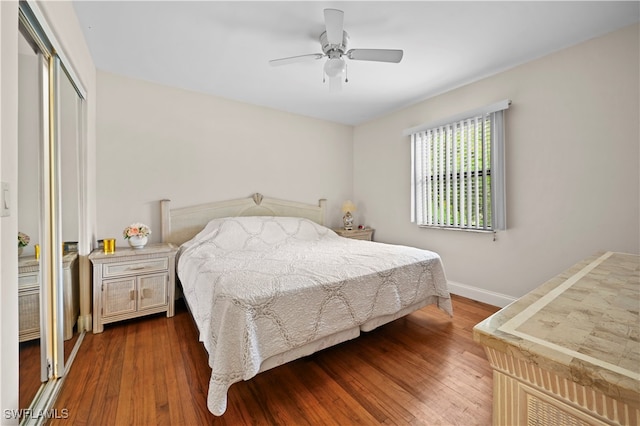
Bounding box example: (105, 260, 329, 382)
(18, 252, 79, 341)
(89, 243, 178, 333)
(333, 228, 375, 241)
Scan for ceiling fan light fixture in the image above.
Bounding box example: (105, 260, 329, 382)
(324, 57, 346, 78)
(268, 8, 403, 88)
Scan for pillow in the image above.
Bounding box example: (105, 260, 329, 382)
(182, 216, 333, 252)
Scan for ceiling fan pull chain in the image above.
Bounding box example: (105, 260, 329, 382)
(345, 63, 349, 83)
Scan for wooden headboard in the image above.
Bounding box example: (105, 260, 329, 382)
(160, 193, 327, 246)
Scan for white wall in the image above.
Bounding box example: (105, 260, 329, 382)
(0, 2, 20, 420)
(95, 71, 354, 245)
(0, 1, 96, 422)
(353, 24, 640, 306)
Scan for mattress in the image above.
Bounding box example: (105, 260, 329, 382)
(177, 216, 452, 415)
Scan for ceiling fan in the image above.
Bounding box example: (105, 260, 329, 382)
(268, 8, 404, 91)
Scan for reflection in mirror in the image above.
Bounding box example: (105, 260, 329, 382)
(17, 23, 45, 410)
(17, 12, 86, 416)
(17, 3, 89, 419)
(58, 66, 81, 366)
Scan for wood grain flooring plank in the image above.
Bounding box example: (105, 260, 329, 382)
(50, 295, 499, 425)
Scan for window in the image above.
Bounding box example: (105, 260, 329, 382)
(405, 100, 509, 231)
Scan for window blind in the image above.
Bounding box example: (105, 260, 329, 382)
(408, 100, 509, 231)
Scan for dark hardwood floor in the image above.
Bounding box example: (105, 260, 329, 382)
(20, 331, 80, 410)
(50, 295, 499, 425)
(19, 339, 43, 409)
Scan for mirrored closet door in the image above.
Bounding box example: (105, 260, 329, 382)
(17, 22, 46, 410)
(17, 2, 87, 420)
(58, 57, 83, 370)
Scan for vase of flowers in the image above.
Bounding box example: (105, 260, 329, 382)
(18, 232, 30, 256)
(123, 223, 151, 249)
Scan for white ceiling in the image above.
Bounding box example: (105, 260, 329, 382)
(72, 1, 639, 125)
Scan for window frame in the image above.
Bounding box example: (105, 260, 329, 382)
(405, 100, 509, 232)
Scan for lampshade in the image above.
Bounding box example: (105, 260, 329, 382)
(341, 200, 357, 213)
(324, 57, 346, 78)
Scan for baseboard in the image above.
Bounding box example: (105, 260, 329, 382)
(447, 280, 516, 308)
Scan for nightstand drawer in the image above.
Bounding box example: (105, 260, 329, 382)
(103, 258, 169, 278)
(333, 228, 375, 241)
(345, 233, 372, 240)
(18, 272, 39, 287)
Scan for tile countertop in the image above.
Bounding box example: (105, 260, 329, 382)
(473, 251, 640, 408)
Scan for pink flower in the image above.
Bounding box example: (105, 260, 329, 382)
(123, 223, 151, 239)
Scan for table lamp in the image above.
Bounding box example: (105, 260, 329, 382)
(341, 200, 356, 230)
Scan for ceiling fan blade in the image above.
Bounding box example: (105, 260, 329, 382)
(324, 9, 344, 45)
(346, 49, 404, 63)
(269, 53, 324, 67)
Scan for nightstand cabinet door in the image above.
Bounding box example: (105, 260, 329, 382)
(138, 273, 168, 311)
(18, 271, 40, 342)
(18, 288, 40, 341)
(102, 277, 137, 317)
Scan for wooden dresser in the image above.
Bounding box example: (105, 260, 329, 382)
(473, 252, 639, 426)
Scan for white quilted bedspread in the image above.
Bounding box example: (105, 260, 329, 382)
(177, 216, 452, 415)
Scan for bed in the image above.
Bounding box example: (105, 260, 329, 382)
(160, 193, 453, 416)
